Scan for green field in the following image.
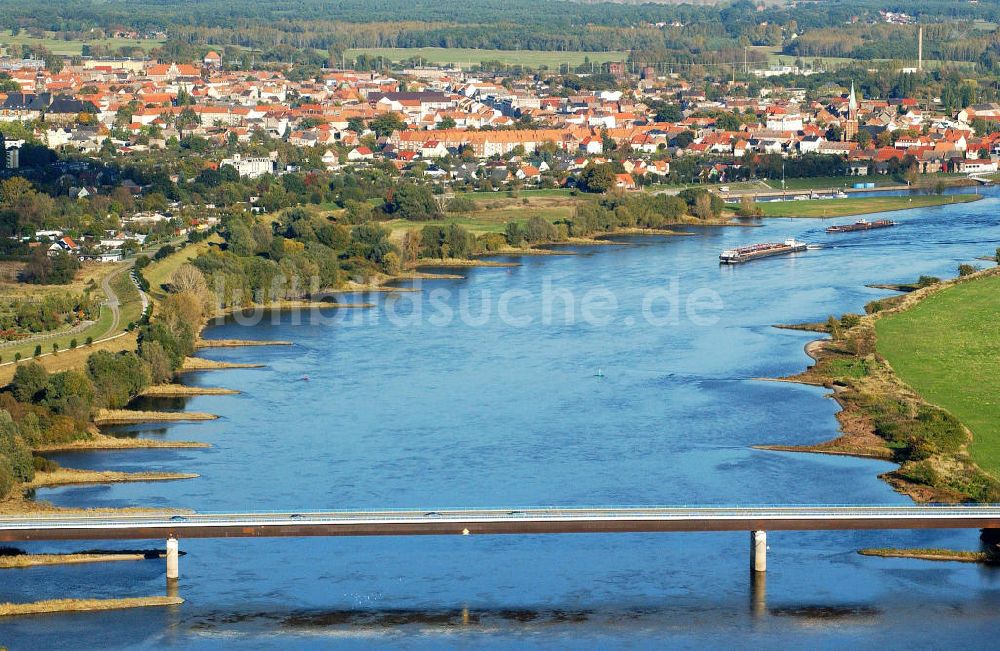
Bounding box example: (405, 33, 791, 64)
(756, 193, 980, 218)
(0, 32, 164, 56)
(344, 47, 627, 70)
(751, 46, 976, 72)
(876, 274, 1000, 475)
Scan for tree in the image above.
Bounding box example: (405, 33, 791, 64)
(349, 223, 396, 268)
(370, 113, 405, 138)
(856, 130, 872, 149)
(579, 164, 616, 193)
(438, 116, 456, 130)
(87, 350, 151, 408)
(524, 216, 557, 243)
(175, 107, 200, 138)
(44, 369, 95, 420)
(504, 221, 526, 247)
(649, 100, 682, 123)
(170, 264, 211, 306)
(347, 117, 366, 133)
(383, 183, 441, 221)
(693, 193, 715, 220)
(10, 362, 48, 403)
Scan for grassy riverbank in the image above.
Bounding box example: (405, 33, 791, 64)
(876, 274, 1000, 475)
(760, 266, 1000, 502)
(755, 193, 981, 218)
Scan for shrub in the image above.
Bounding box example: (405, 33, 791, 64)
(958, 264, 978, 277)
(897, 461, 938, 486)
(477, 233, 508, 252)
(32, 456, 60, 472)
(840, 313, 862, 329)
(33, 345, 41, 358)
(916, 275, 940, 288)
(86, 336, 93, 345)
(13, 352, 21, 362)
(69, 339, 77, 349)
(445, 196, 477, 213)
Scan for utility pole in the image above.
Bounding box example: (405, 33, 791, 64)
(744, 46, 748, 75)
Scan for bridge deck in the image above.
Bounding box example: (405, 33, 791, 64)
(1, 506, 1000, 542)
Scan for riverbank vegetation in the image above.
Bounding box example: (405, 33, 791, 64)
(0, 255, 214, 503)
(762, 266, 1000, 503)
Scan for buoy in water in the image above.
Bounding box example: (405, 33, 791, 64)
(594, 368, 604, 378)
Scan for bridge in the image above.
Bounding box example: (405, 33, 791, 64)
(2, 505, 999, 580)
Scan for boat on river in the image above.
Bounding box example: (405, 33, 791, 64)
(825, 219, 897, 234)
(719, 239, 808, 264)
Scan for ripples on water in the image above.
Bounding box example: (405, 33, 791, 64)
(2, 191, 1000, 648)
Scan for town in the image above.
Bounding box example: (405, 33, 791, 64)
(1, 26, 1000, 267)
(0, 0, 999, 644)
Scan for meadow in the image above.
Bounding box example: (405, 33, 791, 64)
(876, 274, 1000, 475)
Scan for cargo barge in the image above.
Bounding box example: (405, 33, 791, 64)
(825, 218, 897, 234)
(719, 239, 808, 264)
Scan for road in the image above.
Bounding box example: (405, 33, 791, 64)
(2, 506, 999, 542)
(99, 261, 149, 335)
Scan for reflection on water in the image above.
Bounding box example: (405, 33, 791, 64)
(2, 192, 1000, 647)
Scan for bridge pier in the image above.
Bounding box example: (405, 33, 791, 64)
(751, 530, 766, 573)
(166, 537, 179, 579)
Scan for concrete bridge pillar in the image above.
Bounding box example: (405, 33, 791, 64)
(751, 530, 766, 573)
(166, 537, 179, 579)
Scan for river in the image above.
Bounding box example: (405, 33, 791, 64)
(1, 191, 999, 648)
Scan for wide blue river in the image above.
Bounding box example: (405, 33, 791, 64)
(1, 190, 999, 648)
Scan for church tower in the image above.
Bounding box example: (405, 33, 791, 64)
(844, 82, 859, 142)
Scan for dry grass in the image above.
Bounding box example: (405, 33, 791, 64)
(0, 596, 182, 617)
(34, 437, 209, 452)
(859, 548, 992, 563)
(140, 385, 239, 397)
(180, 357, 264, 371)
(93, 409, 218, 425)
(24, 469, 198, 489)
(0, 552, 153, 569)
(194, 338, 292, 348)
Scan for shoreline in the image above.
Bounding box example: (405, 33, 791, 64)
(756, 265, 1000, 503)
